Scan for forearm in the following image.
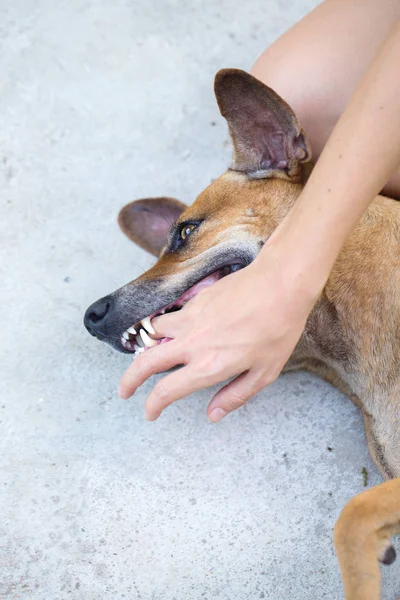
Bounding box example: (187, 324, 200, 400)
(258, 19, 400, 296)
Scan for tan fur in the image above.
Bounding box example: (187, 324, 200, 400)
(106, 70, 400, 598)
(334, 479, 400, 600)
(125, 170, 400, 598)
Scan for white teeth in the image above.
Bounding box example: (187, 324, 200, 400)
(139, 328, 157, 348)
(159, 309, 166, 315)
(122, 319, 157, 353)
(140, 316, 155, 335)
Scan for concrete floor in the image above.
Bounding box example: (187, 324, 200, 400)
(1, 0, 399, 598)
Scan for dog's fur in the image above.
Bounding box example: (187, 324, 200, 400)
(84, 69, 400, 599)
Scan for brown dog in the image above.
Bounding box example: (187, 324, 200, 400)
(84, 69, 400, 599)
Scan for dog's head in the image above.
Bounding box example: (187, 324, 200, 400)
(84, 69, 311, 353)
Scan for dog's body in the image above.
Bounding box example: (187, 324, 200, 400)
(84, 70, 400, 599)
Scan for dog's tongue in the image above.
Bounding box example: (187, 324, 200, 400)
(178, 271, 224, 304)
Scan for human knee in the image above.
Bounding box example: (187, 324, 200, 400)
(251, 44, 315, 116)
(250, 43, 337, 158)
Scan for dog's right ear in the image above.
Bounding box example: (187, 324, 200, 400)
(214, 69, 311, 181)
(118, 197, 188, 257)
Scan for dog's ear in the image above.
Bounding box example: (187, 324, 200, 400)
(214, 69, 311, 181)
(118, 197, 188, 257)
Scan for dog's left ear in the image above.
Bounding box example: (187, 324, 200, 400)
(118, 197, 187, 257)
(214, 69, 311, 181)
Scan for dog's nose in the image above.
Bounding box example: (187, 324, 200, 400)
(84, 296, 113, 337)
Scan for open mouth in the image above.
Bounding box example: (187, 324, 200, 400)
(120, 263, 242, 355)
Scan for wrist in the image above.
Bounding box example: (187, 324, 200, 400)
(256, 187, 354, 297)
(254, 227, 330, 307)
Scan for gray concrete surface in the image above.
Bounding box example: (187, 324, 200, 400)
(1, 1, 399, 598)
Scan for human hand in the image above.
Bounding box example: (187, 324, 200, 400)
(118, 244, 319, 422)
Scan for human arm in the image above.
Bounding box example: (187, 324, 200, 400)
(119, 20, 400, 421)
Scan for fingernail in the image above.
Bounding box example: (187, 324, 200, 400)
(145, 410, 158, 422)
(209, 408, 227, 423)
(118, 385, 127, 399)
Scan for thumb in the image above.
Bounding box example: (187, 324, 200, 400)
(207, 370, 263, 422)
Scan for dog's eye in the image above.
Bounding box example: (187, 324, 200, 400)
(180, 223, 197, 240)
(166, 220, 202, 253)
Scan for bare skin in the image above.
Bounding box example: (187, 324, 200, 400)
(118, 2, 400, 422)
(252, 0, 400, 199)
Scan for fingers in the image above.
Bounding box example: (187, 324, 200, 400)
(145, 365, 217, 421)
(119, 343, 274, 423)
(118, 341, 183, 399)
(207, 370, 266, 422)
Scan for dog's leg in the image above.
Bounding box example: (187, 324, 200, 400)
(334, 478, 400, 600)
(362, 409, 400, 480)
